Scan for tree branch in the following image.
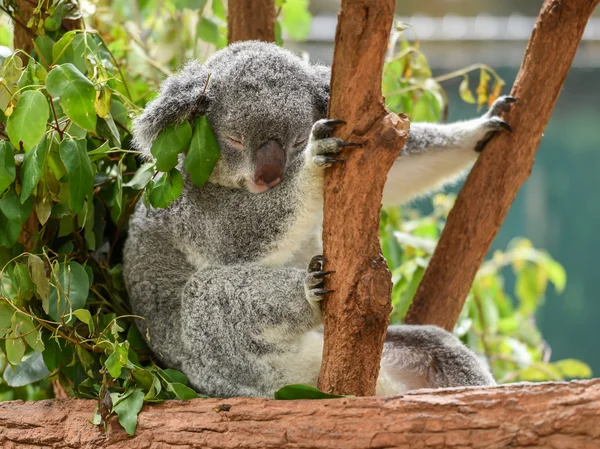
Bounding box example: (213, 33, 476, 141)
(404, 0, 600, 330)
(1, 380, 599, 447)
(318, 0, 409, 396)
(227, 0, 276, 44)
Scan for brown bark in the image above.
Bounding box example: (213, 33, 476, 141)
(1, 380, 599, 448)
(13, 0, 36, 60)
(318, 0, 409, 396)
(227, 0, 276, 44)
(404, 0, 600, 331)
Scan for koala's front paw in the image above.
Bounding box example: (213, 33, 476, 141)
(475, 95, 517, 152)
(308, 119, 361, 168)
(305, 255, 334, 302)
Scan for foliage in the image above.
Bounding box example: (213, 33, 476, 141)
(0, 0, 590, 429)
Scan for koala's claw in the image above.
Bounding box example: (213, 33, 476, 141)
(486, 95, 517, 117)
(475, 96, 516, 152)
(486, 116, 512, 132)
(313, 155, 345, 168)
(308, 255, 327, 273)
(306, 255, 334, 302)
(311, 119, 345, 139)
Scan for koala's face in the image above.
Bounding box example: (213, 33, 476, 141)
(201, 42, 329, 193)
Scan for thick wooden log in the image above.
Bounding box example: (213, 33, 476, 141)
(404, 0, 600, 330)
(1, 380, 599, 448)
(319, 0, 409, 396)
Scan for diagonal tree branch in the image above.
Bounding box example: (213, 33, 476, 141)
(404, 0, 600, 330)
(318, 0, 409, 396)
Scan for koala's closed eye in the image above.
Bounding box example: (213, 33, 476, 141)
(294, 138, 308, 148)
(226, 135, 244, 148)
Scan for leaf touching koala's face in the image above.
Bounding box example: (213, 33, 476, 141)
(151, 122, 192, 172)
(184, 116, 220, 187)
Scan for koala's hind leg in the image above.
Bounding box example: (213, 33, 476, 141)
(379, 325, 495, 392)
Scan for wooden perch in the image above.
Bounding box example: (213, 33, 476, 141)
(404, 0, 600, 330)
(1, 380, 599, 448)
(318, 0, 409, 396)
(227, 0, 276, 44)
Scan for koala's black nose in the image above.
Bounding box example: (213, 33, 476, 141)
(254, 140, 285, 189)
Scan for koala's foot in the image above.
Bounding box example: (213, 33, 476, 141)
(309, 119, 361, 168)
(305, 255, 334, 302)
(475, 95, 517, 152)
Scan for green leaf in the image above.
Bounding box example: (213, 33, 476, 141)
(6, 332, 26, 365)
(112, 388, 144, 435)
(76, 346, 95, 369)
(184, 116, 220, 187)
(167, 382, 200, 400)
(20, 136, 49, 203)
(539, 254, 567, 294)
(0, 188, 33, 224)
(151, 122, 192, 172)
(0, 301, 14, 337)
(0, 213, 21, 248)
(13, 263, 34, 302)
(59, 138, 94, 214)
(274, 384, 344, 400)
(52, 32, 88, 74)
(3, 351, 49, 387)
(0, 141, 15, 194)
(212, 0, 226, 20)
(34, 35, 55, 67)
(105, 341, 129, 378)
(515, 264, 546, 314)
(124, 162, 155, 190)
(281, 0, 312, 41)
(28, 255, 50, 308)
(46, 63, 97, 131)
(157, 367, 189, 385)
(6, 90, 49, 152)
(197, 17, 220, 44)
(48, 261, 90, 323)
(148, 169, 184, 209)
(552, 359, 592, 379)
(73, 309, 94, 333)
(16, 313, 44, 352)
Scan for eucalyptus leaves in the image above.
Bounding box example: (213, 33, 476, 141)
(0, 27, 218, 435)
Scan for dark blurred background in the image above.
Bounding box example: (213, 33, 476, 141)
(290, 0, 600, 375)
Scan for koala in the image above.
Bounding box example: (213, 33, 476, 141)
(123, 40, 514, 397)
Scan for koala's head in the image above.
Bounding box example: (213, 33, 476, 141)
(135, 41, 330, 193)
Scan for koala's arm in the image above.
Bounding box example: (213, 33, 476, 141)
(181, 265, 322, 334)
(381, 96, 515, 205)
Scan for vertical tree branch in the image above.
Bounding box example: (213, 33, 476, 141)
(404, 0, 600, 331)
(227, 0, 276, 44)
(318, 0, 409, 396)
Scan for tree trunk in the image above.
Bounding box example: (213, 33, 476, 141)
(227, 0, 276, 44)
(1, 380, 599, 448)
(404, 0, 600, 330)
(13, 0, 39, 250)
(13, 0, 36, 60)
(318, 0, 409, 397)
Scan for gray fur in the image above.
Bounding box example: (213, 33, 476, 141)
(124, 41, 510, 397)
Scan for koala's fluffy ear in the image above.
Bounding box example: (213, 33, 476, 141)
(132, 61, 210, 154)
(312, 64, 331, 118)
